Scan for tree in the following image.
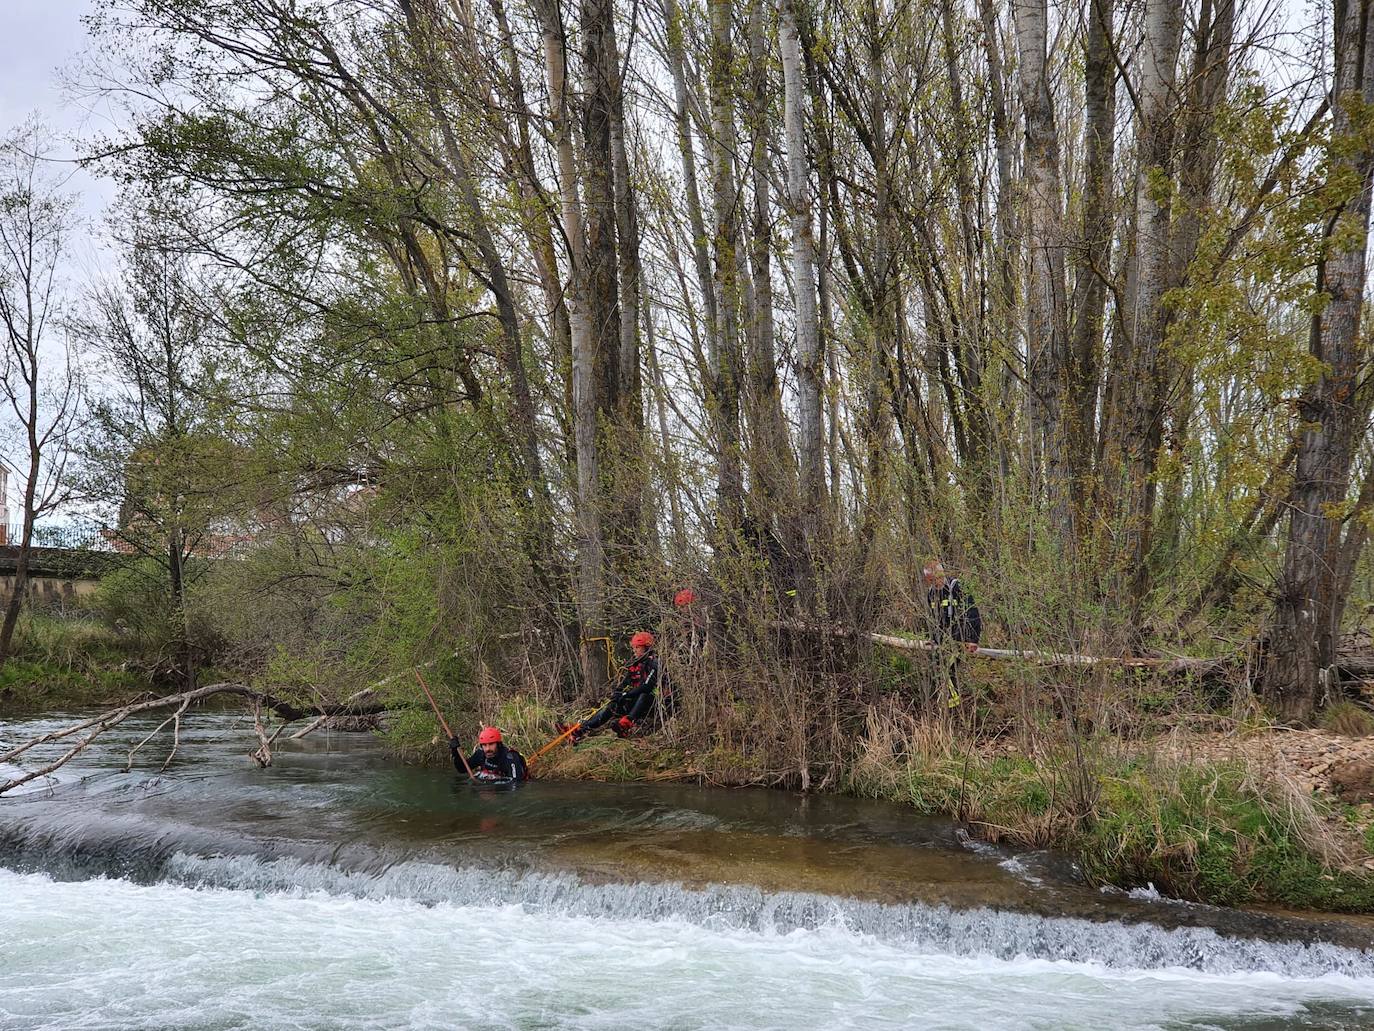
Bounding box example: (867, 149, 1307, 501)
(0, 120, 83, 665)
(74, 0, 1374, 718)
(1012, 0, 1070, 534)
(781, 0, 827, 577)
(1113, 0, 1185, 609)
(1264, 0, 1374, 721)
(77, 230, 231, 688)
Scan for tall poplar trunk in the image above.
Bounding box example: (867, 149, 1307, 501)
(1012, 0, 1071, 534)
(532, 0, 606, 682)
(938, 0, 993, 510)
(707, 0, 745, 535)
(1153, 0, 1238, 570)
(745, 0, 796, 548)
(665, 0, 720, 369)
(858, 1, 895, 564)
(1119, 0, 1184, 608)
(976, 0, 1020, 485)
(598, 0, 649, 579)
(489, 0, 575, 466)
(581, 0, 623, 421)
(608, 24, 642, 419)
(1069, 0, 1115, 518)
(1265, 0, 1374, 720)
(781, 0, 827, 564)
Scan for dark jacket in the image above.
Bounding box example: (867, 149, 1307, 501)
(451, 739, 528, 781)
(615, 650, 660, 710)
(926, 578, 982, 645)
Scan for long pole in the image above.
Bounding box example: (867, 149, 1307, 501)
(526, 722, 580, 767)
(415, 670, 475, 781)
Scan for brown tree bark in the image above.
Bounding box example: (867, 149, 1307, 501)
(1118, 0, 1184, 609)
(1152, 0, 1238, 573)
(1012, 0, 1072, 537)
(744, 0, 797, 550)
(1069, 0, 1115, 522)
(706, 0, 745, 534)
(530, 0, 608, 682)
(781, 0, 827, 566)
(1264, 0, 1374, 721)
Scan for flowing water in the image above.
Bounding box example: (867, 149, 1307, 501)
(2, 710, 1373, 1030)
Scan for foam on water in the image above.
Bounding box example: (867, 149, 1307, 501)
(152, 851, 1374, 979)
(1, 868, 1371, 1031)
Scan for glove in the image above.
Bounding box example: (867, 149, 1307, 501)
(611, 690, 624, 704)
(448, 735, 461, 749)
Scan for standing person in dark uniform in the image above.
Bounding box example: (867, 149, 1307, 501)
(450, 726, 528, 781)
(559, 631, 659, 743)
(923, 561, 981, 709)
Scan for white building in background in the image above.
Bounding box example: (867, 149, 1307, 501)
(0, 465, 8, 544)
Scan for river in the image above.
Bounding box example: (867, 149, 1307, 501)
(2, 710, 1372, 1029)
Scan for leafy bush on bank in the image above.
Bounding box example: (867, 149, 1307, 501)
(848, 731, 1374, 913)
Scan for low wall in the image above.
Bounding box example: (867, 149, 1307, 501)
(0, 574, 100, 610)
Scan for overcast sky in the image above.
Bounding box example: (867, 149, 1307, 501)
(2, 0, 116, 276)
(0, 1, 112, 522)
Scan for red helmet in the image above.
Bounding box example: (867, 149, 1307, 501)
(477, 726, 502, 745)
(674, 588, 697, 607)
(630, 631, 655, 649)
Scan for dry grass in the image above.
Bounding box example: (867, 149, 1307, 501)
(1321, 700, 1374, 737)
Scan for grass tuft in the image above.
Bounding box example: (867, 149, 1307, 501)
(1321, 700, 1374, 737)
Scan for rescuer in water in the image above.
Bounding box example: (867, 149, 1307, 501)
(450, 726, 528, 781)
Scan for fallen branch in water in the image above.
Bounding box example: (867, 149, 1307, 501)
(288, 653, 460, 740)
(288, 688, 381, 740)
(0, 681, 388, 795)
(125, 692, 195, 773)
(250, 699, 288, 767)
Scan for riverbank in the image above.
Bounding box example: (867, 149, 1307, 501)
(521, 718, 1374, 916)
(7, 638, 1374, 916)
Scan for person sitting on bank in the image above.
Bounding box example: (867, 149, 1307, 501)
(450, 726, 528, 781)
(562, 631, 660, 744)
(923, 561, 982, 707)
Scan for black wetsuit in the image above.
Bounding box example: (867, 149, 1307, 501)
(450, 739, 528, 781)
(581, 650, 659, 734)
(925, 578, 982, 707)
(926, 578, 982, 645)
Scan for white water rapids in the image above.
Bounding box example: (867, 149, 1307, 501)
(1, 866, 1372, 1030)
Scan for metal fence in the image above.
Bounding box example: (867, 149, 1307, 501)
(0, 522, 260, 558)
(0, 523, 113, 550)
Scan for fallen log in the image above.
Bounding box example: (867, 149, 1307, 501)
(774, 621, 1228, 673)
(1335, 656, 1374, 680)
